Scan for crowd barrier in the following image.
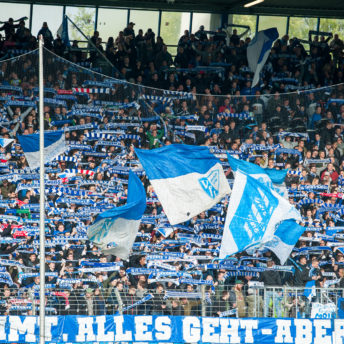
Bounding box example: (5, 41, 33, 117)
(2, 285, 344, 319)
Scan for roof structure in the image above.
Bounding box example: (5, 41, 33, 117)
(7, 0, 344, 18)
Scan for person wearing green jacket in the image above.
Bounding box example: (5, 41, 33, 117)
(147, 129, 164, 149)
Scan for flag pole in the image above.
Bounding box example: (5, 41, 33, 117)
(38, 34, 46, 344)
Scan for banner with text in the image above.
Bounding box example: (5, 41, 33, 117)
(2, 316, 344, 343)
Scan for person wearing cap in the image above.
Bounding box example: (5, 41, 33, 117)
(229, 279, 246, 317)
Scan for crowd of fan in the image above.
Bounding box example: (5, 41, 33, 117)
(1, 16, 344, 92)
(0, 17, 343, 319)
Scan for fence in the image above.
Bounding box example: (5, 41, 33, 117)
(1, 285, 343, 318)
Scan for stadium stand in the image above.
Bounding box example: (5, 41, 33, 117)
(0, 17, 343, 320)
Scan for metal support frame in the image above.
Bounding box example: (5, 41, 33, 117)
(38, 34, 45, 344)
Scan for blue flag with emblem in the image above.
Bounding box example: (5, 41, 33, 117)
(135, 144, 230, 225)
(87, 171, 146, 260)
(227, 154, 287, 184)
(17, 131, 66, 170)
(247, 27, 279, 87)
(219, 170, 301, 262)
(227, 154, 288, 198)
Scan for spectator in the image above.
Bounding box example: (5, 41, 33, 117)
(229, 280, 246, 318)
(37, 22, 53, 49)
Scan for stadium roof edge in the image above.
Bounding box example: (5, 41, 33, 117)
(3, 0, 344, 18)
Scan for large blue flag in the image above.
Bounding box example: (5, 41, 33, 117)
(17, 131, 66, 170)
(247, 28, 279, 87)
(219, 170, 301, 261)
(136, 144, 230, 225)
(87, 171, 146, 259)
(227, 154, 287, 184)
(227, 154, 288, 198)
(262, 219, 305, 264)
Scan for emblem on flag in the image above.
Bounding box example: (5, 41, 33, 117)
(198, 169, 219, 199)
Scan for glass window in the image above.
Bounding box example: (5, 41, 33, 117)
(97, 8, 128, 43)
(319, 18, 344, 38)
(289, 17, 317, 40)
(230, 14, 257, 38)
(258, 16, 287, 37)
(191, 13, 222, 32)
(129, 10, 159, 36)
(32, 5, 63, 39)
(160, 12, 190, 56)
(0, 2, 30, 34)
(192, 13, 211, 33)
(66, 6, 96, 44)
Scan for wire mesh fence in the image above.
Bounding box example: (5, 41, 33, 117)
(1, 285, 343, 318)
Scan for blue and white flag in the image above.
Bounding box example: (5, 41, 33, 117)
(135, 144, 230, 225)
(57, 15, 70, 47)
(17, 131, 66, 170)
(261, 219, 305, 264)
(304, 280, 316, 300)
(87, 171, 146, 260)
(227, 154, 288, 198)
(227, 154, 286, 184)
(247, 28, 279, 87)
(0, 138, 14, 148)
(219, 170, 301, 259)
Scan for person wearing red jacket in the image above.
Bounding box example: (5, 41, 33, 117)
(320, 163, 339, 182)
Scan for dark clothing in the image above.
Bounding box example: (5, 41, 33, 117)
(293, 263, 308, 286)
(150, 292, 167, 315)
(122, 292, 138, 315)
(0, 21, 20, 40)
(259, 270, 282, 286)
(93, 295, 106, 315)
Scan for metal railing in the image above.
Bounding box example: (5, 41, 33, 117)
(1, 285, 343, 318)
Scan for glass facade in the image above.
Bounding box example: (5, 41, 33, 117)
(66, 6, 96, 44)
(32, 5, 63, 38)
(230, 14, 257, 38)
(289, 17, 318, 39)
(160, 11, 190, 55)
(0, 2, 341, 55)
(0, 2, 31, 24)
(0, 2, 30, 35)
(258, 16, 287, 37)
(97, 8, 128, 42)
(129, 10, 159, 36)
(319, 18, 344, 37)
